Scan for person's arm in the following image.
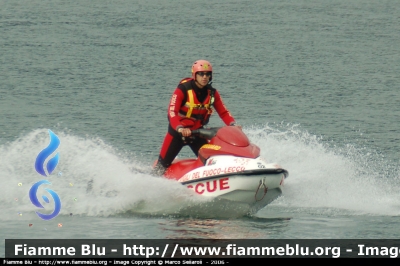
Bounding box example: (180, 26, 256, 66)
(213, 90, 237, 126)
(168, 88, 186, 131)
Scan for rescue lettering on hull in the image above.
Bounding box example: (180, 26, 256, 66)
(233, 158, 251, 166)
(202, 166, 245, 177)
(181, 166, 246, 182)
(187, 178, 230, 194)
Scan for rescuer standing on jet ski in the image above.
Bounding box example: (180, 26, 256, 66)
(154, 59, 240, 175)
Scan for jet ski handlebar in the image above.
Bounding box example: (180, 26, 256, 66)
(191, 127, 221, 140)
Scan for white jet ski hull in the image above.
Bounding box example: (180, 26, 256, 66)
(178, 155, 288, 210)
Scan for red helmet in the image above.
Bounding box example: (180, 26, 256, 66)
(191, 60, 213, 80)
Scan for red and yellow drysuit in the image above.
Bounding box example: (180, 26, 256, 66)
(155, 78, 236, 173)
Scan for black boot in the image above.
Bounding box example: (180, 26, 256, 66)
(151, 160, 167, 176)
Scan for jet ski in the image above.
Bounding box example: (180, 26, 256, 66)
(163, 126, 289, 213)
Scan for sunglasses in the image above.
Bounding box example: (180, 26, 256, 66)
(197, 72, 212, 77)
